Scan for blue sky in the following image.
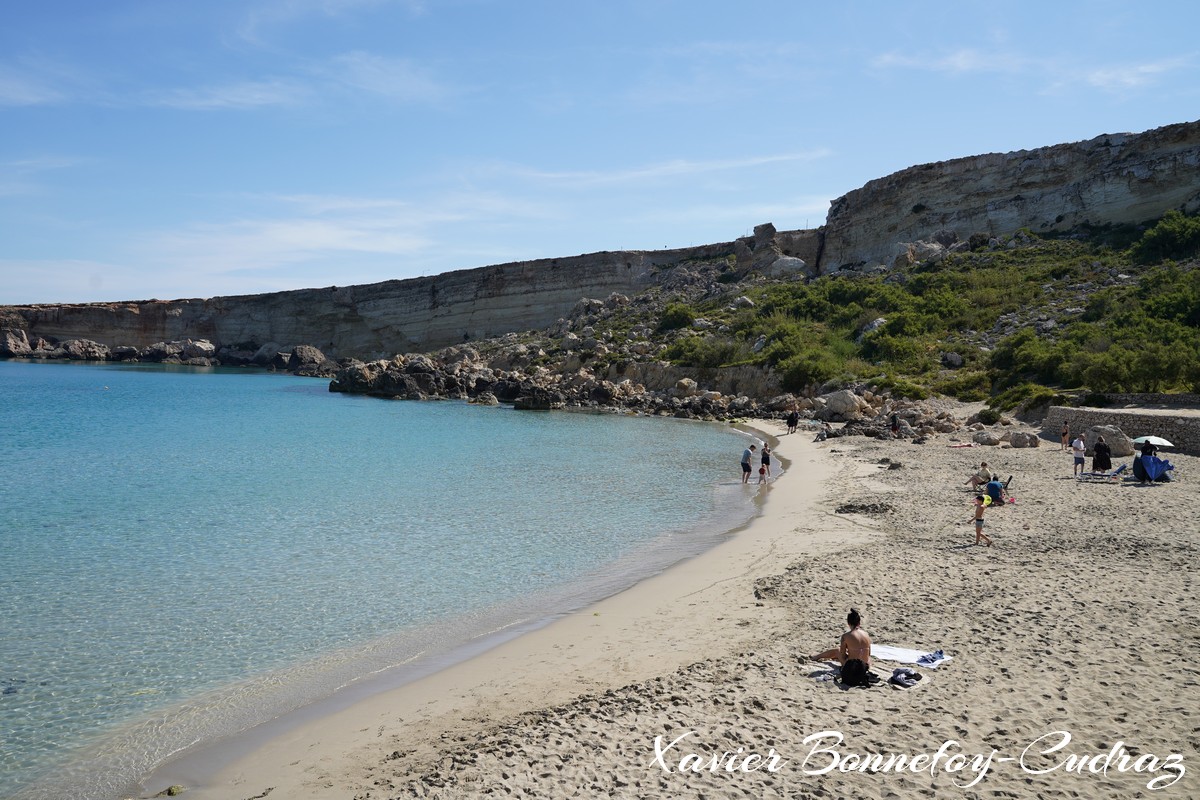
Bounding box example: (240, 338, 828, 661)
(1, 0, 1197, 304)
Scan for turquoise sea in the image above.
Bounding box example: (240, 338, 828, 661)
(0, 359, 759, 799)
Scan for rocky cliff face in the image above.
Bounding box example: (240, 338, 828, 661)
(820, 119, 1200, 271)
(3, 120, 1197, 357)
(1, 243, 734, 360)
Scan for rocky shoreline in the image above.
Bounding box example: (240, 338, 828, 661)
(3, 323, 1006, 443)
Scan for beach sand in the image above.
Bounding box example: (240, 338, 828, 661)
(154, 418, 1198, 800)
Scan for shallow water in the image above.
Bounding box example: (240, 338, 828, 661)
(0, 360, 757, 799)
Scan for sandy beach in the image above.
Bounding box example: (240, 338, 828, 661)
(151, 415, 1198, 800)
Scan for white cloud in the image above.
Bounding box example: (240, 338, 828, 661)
(0, 259, 146, 304)
(131, 188, 554, 282)
(873, 47, 1196, 94)
(502, 151, 832, 187)
(1082, 56, 1195, 91)
(629, 196, 833, 231)
(236, 0, 424, 45)
(0, 155, 84, 196)
(0, 55, 89, 106)
(322, 51, 452, 102)
(143, 217, 431, 273)
(150, 78, 309, 109)
(0, 69, 64, 105)
(871, 48, 1028, 75)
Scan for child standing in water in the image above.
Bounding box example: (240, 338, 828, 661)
(973, 495, 993, 547)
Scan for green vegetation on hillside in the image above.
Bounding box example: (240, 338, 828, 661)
(657, 212, 1200, 405)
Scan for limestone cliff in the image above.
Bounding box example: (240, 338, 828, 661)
(820, 119, 1200, 271)
(1, 243, 733, 360)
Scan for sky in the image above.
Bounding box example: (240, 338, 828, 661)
(1, 0, 1197, 304)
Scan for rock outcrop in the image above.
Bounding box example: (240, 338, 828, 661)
(820, 119, 1200, 272)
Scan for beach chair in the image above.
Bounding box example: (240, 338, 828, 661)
(1077, 464, 1127, 482)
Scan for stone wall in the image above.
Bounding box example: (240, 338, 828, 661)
(1041, 405, 1200, 456)
(1099, 393, 1200, 408)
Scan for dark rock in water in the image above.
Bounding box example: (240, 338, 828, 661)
(110, 345, 140, 361)
(288, 344, 326, 369)
(61, 338, 111, 360)
(589, 383, 615, 404)
(142, 341, 183, 362)
(293, 360, 338, 378)
(1, 328, 33, 357)
(513, 387, 566, 410)
(491, 379, 524, 402)
(376, 371, 425, 399)
(217, 344, 257, 366)
(408, 370, 442, 395)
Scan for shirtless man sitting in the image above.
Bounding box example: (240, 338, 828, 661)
(810, 608, 872, 666)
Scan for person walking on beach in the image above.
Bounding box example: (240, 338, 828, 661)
(741, 444, 757, 484)
(786, 409, 799, 435)
(761, 444, 772, 478)
(890, 413, 900, 438)
(973, 495, 993, 547)
(1071, 434, 1087, 476)
(1061, 423, 1070, 451)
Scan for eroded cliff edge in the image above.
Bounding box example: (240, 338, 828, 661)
(3, 119, 1197, 359)
(820, 119, 1200, 271)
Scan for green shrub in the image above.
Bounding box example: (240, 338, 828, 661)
(663, 335, 750, 368)
(658, 303, 695, 331)
(976, 408, 1002, 425)
(933, 370, 991, 401)
(778, 348, 841, 393)
(1130, 211, 1200, 264)
(989, 382, 1062, 412)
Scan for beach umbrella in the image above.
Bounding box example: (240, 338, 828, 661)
(1133, 435, 1174, 447)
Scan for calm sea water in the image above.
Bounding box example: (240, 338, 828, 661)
(0, 359, 759, 799)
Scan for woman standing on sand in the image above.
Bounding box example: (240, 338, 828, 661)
(1060, 422, 1070, 451)
(1092, 436, 1112, 473)
(761, 445, 772, 478)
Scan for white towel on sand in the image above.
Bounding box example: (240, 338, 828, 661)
(872, 644, 954, 668)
